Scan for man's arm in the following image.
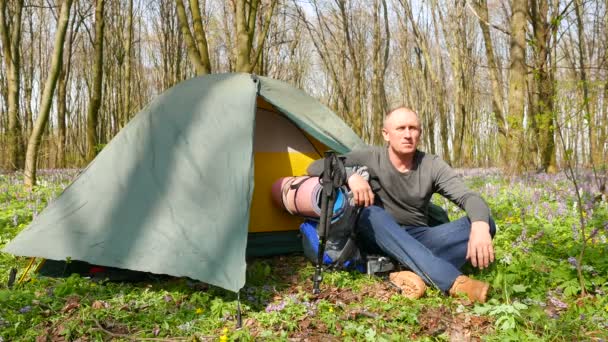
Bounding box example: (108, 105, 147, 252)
(431, 157, 494, 269)
(431, 157, 490, 223)
(307, 148, 376, 207)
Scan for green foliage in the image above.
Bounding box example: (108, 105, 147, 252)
(1, 170, 608, 340)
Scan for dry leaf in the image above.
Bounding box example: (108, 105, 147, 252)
(61, 296, 80, 313)
(91, 300, 108, 310)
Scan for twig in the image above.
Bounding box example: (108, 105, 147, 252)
(92, 318, 212, 341)
(92, 319, 132, 338)
(555, 118, 587, 297)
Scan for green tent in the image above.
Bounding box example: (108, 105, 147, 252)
(4, 73, 366, 292)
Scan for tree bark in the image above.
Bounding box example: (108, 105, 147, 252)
(56, 1, 79, 168)
(175, 0, 210, 75)
(235, 0, 251, 72)
(233, 0, 276, 73)
(371, 0, 389, 144)
(121, 0, 133, 129)
(0, 0, 23, 170)
(574, 0, 595, 166)
(507, 0, 527, 173)
(473, 0, 508, 160)
(337, 0, 363, 138)
(23, 10, 33, 143)
(24, 0, 73, 187)
(530, 0, 557, 173)
(86, 0, 105, 162)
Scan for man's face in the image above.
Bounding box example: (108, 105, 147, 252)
(382, 109, 421, 156)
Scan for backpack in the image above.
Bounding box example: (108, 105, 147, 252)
(298, 167, 370, 271)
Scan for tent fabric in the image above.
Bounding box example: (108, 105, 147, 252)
(257, 76, 366, 154)
(4, 73, 365, 293)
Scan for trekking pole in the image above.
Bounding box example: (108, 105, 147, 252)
(312, 151, 345, 294)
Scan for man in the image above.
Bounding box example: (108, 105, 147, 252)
(307, 107, 496, 303)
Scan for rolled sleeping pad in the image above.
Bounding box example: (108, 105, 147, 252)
(271, 176, 348, 221)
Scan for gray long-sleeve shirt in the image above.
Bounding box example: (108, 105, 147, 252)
(307, 146, 490, 227)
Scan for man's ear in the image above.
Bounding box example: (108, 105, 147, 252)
(382, 127, 389, 142)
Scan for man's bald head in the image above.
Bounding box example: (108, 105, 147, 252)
(383, 106, 421, 129)
(382, 106, 422, 157)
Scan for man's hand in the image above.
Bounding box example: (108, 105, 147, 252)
(348, 173, 374, 207)
(466, 221, 494, 269)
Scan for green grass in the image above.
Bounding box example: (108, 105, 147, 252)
(1, 169, 608, 340)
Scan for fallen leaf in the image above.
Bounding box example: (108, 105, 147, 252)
(61, 296, 81, 313)
(244, 318, 256, 328)
(91, 300, 109, 310)
(298, 317, 311, 330)
(316, 322, 328, 333)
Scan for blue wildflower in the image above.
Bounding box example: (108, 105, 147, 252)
(589, 228, 599, 240)
(265, 300, 287, 313)
(19, 306, 32, 314)
(549, 296, 568, 309)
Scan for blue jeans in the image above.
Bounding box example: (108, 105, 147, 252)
(356, 206, 497, 292)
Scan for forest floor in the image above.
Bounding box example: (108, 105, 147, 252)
(1, 169, 607, 341)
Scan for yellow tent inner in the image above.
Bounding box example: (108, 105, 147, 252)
(249, 97, 327, 232)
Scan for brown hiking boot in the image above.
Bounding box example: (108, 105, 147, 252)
(449, 275, 490, 303)
(389, 271, 427, 299)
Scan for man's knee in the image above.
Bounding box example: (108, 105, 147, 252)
(357, 206, 394, 233)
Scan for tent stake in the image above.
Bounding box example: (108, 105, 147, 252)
(7, 268, 17, 288)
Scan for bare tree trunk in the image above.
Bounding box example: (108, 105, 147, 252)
(86, 0, 105, 162)
(250, 0, 276, 74)
(121, 0, 133, 129)
(337, 0, 363, 138)
(436, 1, 469, 165)
(234, 0, 276, 73)
(23, 10, 33, 143)
(0, 0, 23, 170)
(57, 66, 68, 168)
(189, 0, 211, 73)
(56, 2, 79, 168)
(159, 0, 183, 87)
(175, 0, 211, 75)
(507, 0, 527, 173)
(24, 0, 73, 187)
(530, 0, 557, 173)
(601, 2, 608, 165)
(371, 0, 389, 144)
(574, 0, 595, 166)
(473, 0, 508, 160)
(235, 0, 252, 72)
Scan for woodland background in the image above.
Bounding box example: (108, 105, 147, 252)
(0, 0, 607, 185)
